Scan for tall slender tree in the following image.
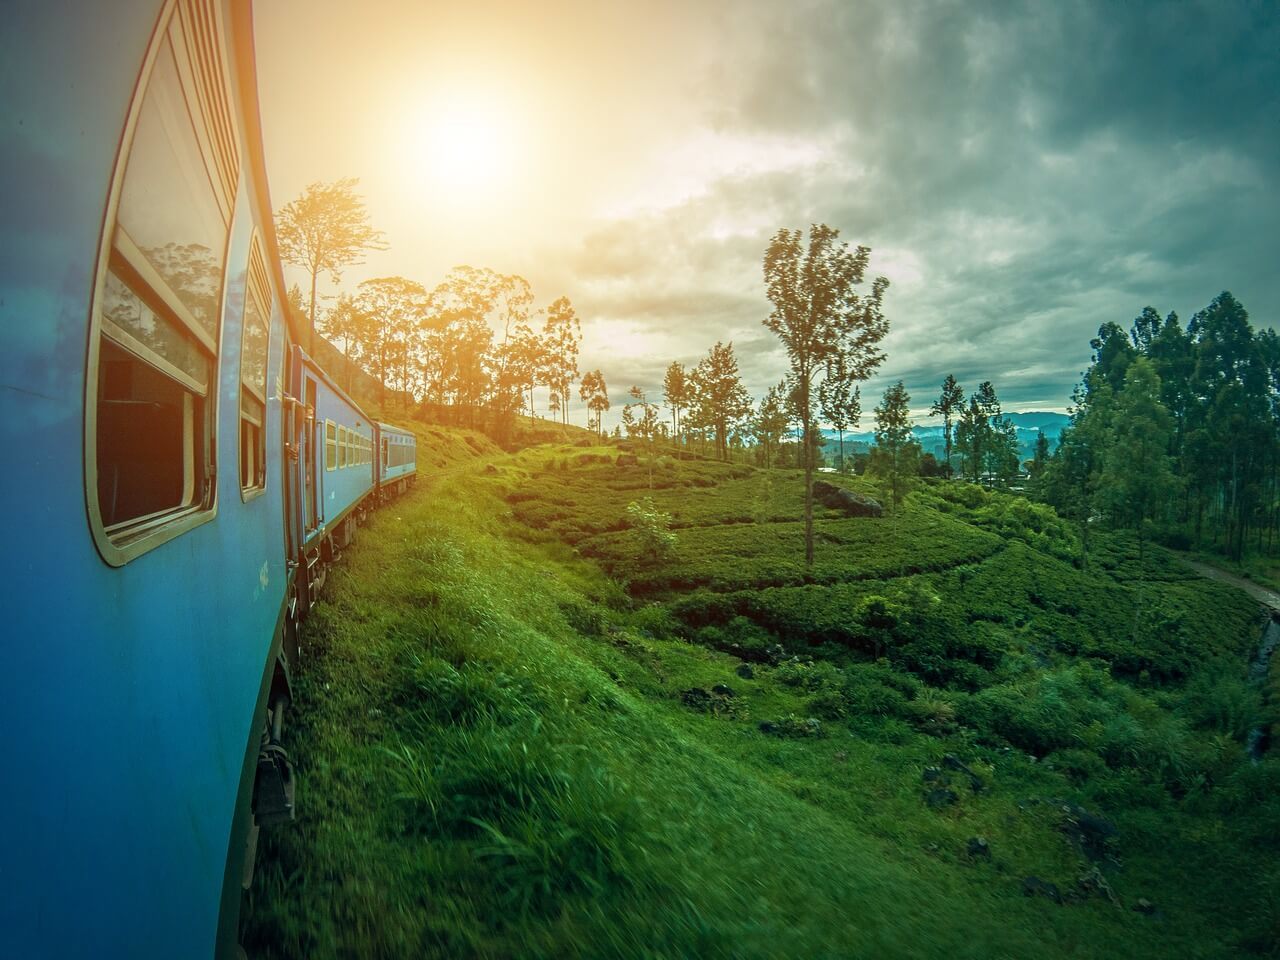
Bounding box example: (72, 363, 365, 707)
(818, 354, 862, 472)
(869, 381, 920, 509)
(762, 223, 889, 565)
(663, 361, 689, 442)
(689, 342, 753, 461)
(543, 296, 581, 425)
(930, 374, 965, 477)
(579, 370, 610, 436)
(275, 178, 386, 344)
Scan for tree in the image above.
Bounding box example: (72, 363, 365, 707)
(579, 370, 610, 436)
(1030, 430, 1051, 477)
(818, 354, 861, 472)
(954, 395, 986, 482)
(930, 374, 965, 477)
(1097, 357, 1176, 563)
(624, 386, 662, 486)
(868, 380, 920, 509)
(275, 178, 386, 342)
(543, 296, 581, 425)
(688, 342, 753, 461)
(318, 293, 372, 392)
(663, 361, 689, 442)
(353, 276, 427, 408)
(763, 223, 889, 565)
(752, 382, 792, 469)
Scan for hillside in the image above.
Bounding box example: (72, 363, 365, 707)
(242, 429, 1279, 959)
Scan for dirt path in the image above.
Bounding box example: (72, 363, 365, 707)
(1182, 559, 1280, 612)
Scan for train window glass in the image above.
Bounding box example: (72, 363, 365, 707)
(239, 239, 270, 495)
(97, 338, 202, 528)
(115, 36, 227, 345)
(340, 426, 349, 468)
(325, 421, 336, 471)
(239, 392, 263, 489)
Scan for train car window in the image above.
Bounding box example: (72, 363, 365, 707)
(339, 426, 348, 468)
(239, 237, 271, 495)
(88, 0, 239, 563)
(325, 421, 336, 471)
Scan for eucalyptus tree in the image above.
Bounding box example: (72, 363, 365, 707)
(930, 374, 965, 477)
(689, 342, 753, 461)
(869, 380, 919, 509)
(543, 296, 581, 425)
(663, 361, 689, 442)
(579, 370, 610, 436)
(818, 353, 861, 472)
(275, 177, 386, 342)
(762, 223, 889, 565)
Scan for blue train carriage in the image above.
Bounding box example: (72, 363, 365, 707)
(286, 344, 377, 613)
(1, 1, 304, 956)
(377, 421, 419, 500)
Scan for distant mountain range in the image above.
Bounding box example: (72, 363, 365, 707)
(821, 411, 1070, 461)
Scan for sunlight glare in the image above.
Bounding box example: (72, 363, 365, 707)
(409, 95, 510, 195)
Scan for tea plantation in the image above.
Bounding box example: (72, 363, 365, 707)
(244, 434, 1279, 959)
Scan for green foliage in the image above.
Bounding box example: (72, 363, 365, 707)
(624, 497, 677, 565)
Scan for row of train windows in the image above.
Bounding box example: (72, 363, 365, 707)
(325, 423, 372, 471)
(93, 0, 265, 561)
(385, 438, 415, 468)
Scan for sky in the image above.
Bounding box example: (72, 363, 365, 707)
(254, 0, 1280, 425)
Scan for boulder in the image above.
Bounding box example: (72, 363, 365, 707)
(1061, 804, 1117, 860)
(811, 480, 884, 518)
(711, 683, 735, 698)
(681, 688, 712, 710)
(966, 837, 991, 860)
(943, 753, 986, 793)
(735, 663, 755, 680)
(1021, 876, 1062, 904)
(925, 787, 959, 809)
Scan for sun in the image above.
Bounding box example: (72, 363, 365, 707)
(410, 96, 509, 193)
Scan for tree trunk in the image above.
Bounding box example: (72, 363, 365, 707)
(801, 378, 814, 567)
(308, 268, 319, 354)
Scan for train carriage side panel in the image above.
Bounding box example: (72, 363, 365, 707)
(0, 2, 295, 956)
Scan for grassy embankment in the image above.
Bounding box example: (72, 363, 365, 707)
(243, 428, 1279, 959)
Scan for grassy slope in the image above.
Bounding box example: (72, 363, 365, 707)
(243, 433, 1280, 959)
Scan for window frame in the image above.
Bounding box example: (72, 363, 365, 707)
(238, 233, 272, 501)
(325, 420, 337, 472)
(84, 0, 240, 567)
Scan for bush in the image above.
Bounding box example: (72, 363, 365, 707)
(625, 497, 677, 565)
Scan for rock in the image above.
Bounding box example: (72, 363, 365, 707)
(1133, 898, 1156, 916)
(1061, 804, 1117, 860)
(942, 753, 985, 792)
(758, 721, 778, 734)
(922, 766, 944, 783)
(966, 837, 991, 860)
(765, 643, 786, 665)
(925, 788, 959, 809)
(735, 663, 755, 680)
(1077, 867, 1119, 905)
(711, 683, 735, 697)
(811, 480, 884, 518)
(1021, 876, 1062, 904)
(681, 688, 712, 709)
(483, 463, 498, 474)
(615, 453, 639, 467)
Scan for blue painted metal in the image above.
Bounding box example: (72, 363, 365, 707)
(302, 350, 375, 543)
(378, 421, 418, 484)
(0, 2, 326, 956)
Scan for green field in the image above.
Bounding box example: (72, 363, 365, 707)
(243, 433, 1279, 959)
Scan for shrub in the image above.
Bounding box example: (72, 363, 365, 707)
(625, 497, 677, 565)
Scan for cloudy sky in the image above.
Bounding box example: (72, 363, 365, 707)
(254, 0, 1279, 424)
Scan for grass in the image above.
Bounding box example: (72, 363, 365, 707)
(243, 436, 1280, 958)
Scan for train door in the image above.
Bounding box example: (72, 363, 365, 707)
(303, 376, 319, 533)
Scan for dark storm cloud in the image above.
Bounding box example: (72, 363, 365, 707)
(578, 0, 1279, 421)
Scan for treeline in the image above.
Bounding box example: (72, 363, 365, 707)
(1037, 292, 1278, 563)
